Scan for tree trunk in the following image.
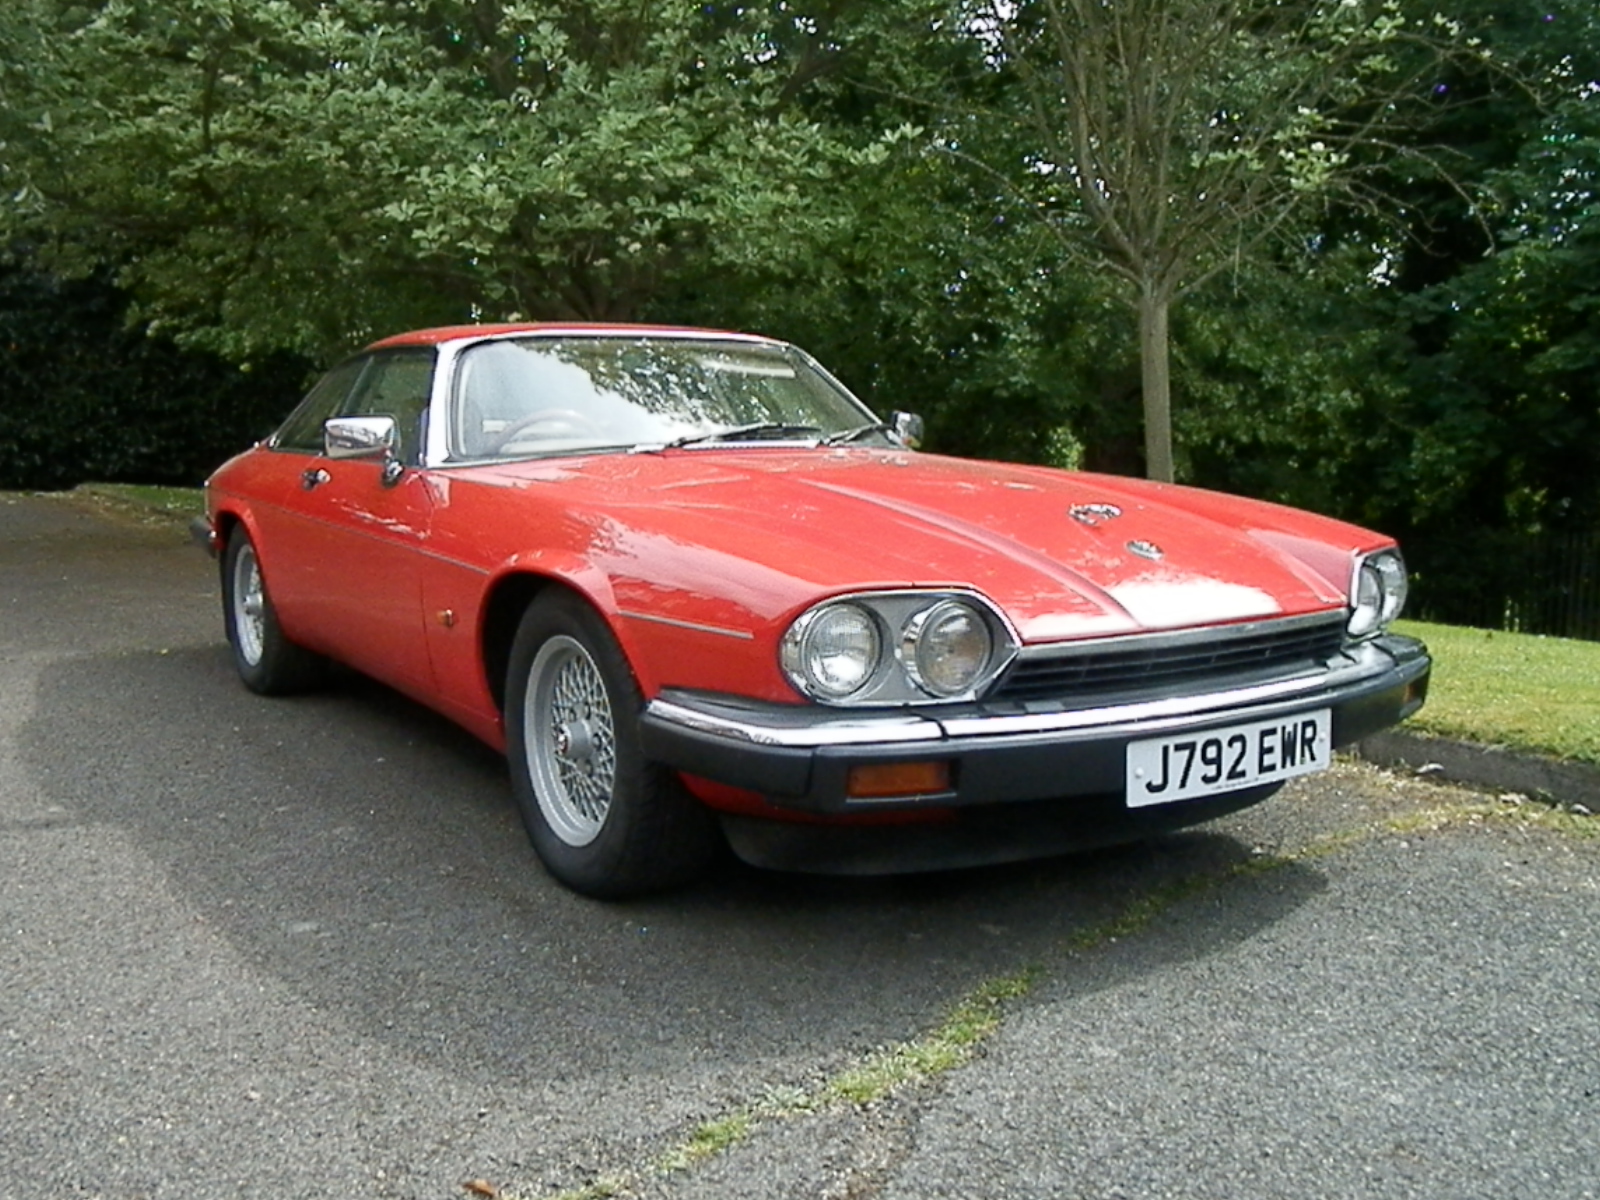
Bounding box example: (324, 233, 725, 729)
(1137, 284, 1174, 483)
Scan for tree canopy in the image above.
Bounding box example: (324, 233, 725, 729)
(2, 0, 1598, 630)
(3, 1, 920, 359)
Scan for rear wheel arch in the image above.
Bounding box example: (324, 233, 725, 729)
(219, 523, 326, 694)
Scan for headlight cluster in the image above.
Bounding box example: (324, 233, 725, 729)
(781, 592, 1016, 704)
(1347, 548, 1409, 639)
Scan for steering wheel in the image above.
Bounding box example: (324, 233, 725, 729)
(492, 409, 604, 453)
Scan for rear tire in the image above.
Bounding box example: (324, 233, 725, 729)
(221, 529, 326, 695)
(505, 591, 717, 898)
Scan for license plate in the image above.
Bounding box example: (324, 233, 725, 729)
(1126, 710, 1332, 808)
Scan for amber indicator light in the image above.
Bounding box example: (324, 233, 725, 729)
(846, 761, 953, 799)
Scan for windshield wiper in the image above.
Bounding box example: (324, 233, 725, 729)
(819, 422, 891, 446)
(658, 422, 824, 450)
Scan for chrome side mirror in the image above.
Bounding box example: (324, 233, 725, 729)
(325, 415, 397, 459)
(889, 410, 924, 450)
(324, 416, 405, 486)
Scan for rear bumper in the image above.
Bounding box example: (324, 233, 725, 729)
(640, 634, 1430, 816)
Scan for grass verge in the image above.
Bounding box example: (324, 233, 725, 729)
(1395, 619, 1600, 767)
(50, 482, 204, 527)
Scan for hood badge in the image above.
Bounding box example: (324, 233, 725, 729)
(1069, 503, 1122, 527)
(1127, 540, 1164, 561)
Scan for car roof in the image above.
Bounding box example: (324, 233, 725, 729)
(365, 322, 765, 350)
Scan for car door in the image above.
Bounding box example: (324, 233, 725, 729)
(259, 349, 440, 697)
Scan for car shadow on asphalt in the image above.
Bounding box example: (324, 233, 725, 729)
(20, 645, 1329, 1088)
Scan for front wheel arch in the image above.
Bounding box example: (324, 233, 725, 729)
(480, 572, 549, 715)
(504, 589, 718, 897)
(478, 566, 639, 715)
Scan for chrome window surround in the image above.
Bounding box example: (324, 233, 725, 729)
(422, 328, 881, 468)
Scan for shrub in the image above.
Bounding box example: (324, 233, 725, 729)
(0, 264, 313, 490)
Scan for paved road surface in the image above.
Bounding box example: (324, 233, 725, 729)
(2, 493, 1595, 1199)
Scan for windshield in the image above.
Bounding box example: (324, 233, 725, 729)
(450, 335, 886, 461)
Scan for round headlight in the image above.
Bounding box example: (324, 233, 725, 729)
(901, 600, 994, 697)
(1348, 549, 1408, 639)
(782, 603, 882, 699)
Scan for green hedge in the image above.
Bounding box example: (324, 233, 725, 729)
(0, 265, 313, 490)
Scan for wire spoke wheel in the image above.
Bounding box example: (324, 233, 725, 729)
(525, 634, 617, 847)
(220, 529, 324, 695)
(505, 592, 719, 897)
(230, 541, 267, 667)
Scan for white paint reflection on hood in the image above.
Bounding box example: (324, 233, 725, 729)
(1105, 578, 1281, 629)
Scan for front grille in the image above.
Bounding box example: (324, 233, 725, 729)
(990, 614, 1347, 705)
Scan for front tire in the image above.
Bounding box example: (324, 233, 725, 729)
(506, 591, 716, 898)
(221, 529, 325, 695)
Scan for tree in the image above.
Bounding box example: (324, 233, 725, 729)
(647, 4, 1132, 469)
(1, 0, 905, 361)
(960, 0, 1482, 481)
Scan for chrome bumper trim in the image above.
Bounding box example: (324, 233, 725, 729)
(644, 699, 942, 748)
(645, 641, 1422, 751)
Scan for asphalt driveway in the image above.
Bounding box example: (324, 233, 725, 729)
(2, 492, 1595, 1200)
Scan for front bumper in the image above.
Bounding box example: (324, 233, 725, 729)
(639, 634, 1430, 815)
(190, 515, 218, 558)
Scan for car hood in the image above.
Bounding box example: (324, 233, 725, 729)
(461, 448, 1377, 643)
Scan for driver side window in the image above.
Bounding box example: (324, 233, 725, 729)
(273, 357, 369, 454)
(272, 350, 437, 463)
(341, 350, 437, 465)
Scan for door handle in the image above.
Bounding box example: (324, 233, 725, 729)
(301, 467, 331, 491)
